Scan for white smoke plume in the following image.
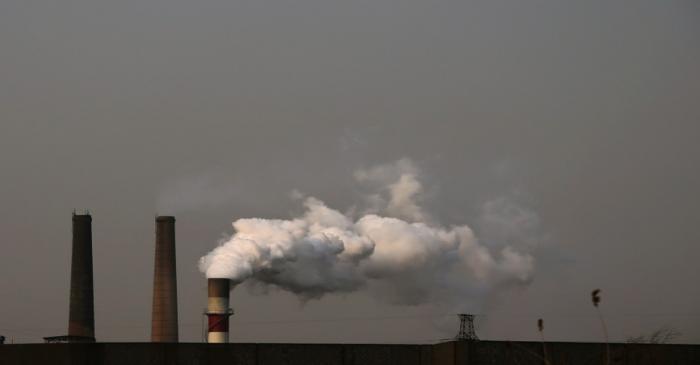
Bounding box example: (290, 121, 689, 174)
(199, 159, 538, 305)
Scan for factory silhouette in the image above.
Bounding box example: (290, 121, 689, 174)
(41, 213, 234, 344)
(1, 213, 698, 364)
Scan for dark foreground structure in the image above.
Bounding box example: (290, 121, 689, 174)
(151, 216, 179, 343)
(68, 214, 95, 341)
(44, 213, 96, 344)
(1, 341, 698, 365)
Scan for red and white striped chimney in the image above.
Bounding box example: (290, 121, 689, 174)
(206, 278, 232, 343)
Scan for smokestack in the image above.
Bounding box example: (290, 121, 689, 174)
(206, 278, 232, 343)
(151, 216, 179, 342)
(68, 213, 95, 342)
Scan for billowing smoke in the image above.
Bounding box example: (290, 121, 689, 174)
(199, 159, 539, 305)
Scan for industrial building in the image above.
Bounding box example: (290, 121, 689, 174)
(2, 341, 699, 365)
(2, 213, 699, 364)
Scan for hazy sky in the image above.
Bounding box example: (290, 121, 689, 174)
(1, 0, 699, 344)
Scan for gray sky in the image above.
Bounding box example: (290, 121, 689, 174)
(1, 0, 699, 344)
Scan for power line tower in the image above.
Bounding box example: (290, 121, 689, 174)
(456, 314, 478, 341)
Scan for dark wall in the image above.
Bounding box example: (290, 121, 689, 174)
(465, 341, 700, 365)
(0, 343, 429, 365)
(0, 341, 698, 365)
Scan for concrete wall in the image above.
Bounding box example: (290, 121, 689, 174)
(0, 343, 430, 365)
(464, 341, 700, 365)
(0, 341, 698, 365)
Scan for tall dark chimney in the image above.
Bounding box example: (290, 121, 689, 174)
(68, 213, 95, 342)
(151, 216, 179, 342)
